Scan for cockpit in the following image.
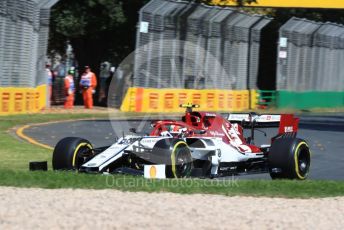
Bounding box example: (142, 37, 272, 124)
(182, 112, 216, 129)
(150, 121, 189, 137)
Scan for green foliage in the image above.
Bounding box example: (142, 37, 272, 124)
(51, 0, 126, 39)
(49, 0, 148, 70)
(54, 9, 86, 37)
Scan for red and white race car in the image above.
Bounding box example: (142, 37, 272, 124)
(52, 104, 311, 179)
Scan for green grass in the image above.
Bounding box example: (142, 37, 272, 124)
(0, 112, 344, 198)
(0, 170, 343, 198)
(0, 113, 108, 171)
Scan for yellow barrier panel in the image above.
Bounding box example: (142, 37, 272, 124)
(250, 90, 258, 109)
(0, 89, 12, 114)
(211, 0, 344, 9)
(120, 88, 258, 113)
(0, 85, 47, 115)
(37, 84, 47, 112)
(14, 88, 26, 114)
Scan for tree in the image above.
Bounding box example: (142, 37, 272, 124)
(48, 0, 148, 73)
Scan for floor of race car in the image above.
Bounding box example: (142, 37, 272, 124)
(19, 114, 344, 180)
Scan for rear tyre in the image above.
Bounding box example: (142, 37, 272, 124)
(52, 137, 93, 170)
(268, 138, 311, 180)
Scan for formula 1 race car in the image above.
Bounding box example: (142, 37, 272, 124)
(52, 104, 311, 179)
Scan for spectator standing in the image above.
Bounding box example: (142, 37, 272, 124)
(45, 64, 53, 107)
(98, 61, 111, 104)
(53, 62, 67, 105)
(80, 66, 97, 109)
(64, 70, 75, 109)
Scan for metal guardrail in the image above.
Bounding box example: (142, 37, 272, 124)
(256, 90, 276, 109)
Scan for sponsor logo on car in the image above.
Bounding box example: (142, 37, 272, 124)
(209, 131, 225, 137)
(284, 126, 293, 132)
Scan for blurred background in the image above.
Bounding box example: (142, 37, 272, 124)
(0, 0, 343, 114)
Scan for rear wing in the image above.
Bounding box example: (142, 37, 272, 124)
(224, 113, 299, 135)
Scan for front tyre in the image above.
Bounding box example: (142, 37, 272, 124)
(268, 138, 311, 180)
(52, 137, 93, 170)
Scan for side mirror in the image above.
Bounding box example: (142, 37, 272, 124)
(194, 129, 206, 135)
(241, 119, 246, 127)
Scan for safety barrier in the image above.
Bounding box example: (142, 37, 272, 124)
(120, 87, 258, 113)
(256, 90, 276, 109)
(0, 85, 47, 115)
(276, 91, 344, 109)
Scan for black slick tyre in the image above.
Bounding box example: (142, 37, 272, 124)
(152, 139, 193, 178)
(268, 138, 311, 180)
(52, 137, 93, 170)
(169, 140, 193, 178)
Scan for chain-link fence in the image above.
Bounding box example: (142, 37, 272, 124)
(0, 0, 58, 88)
(277, 17, 344, 91)
(134, 0, 273, 90)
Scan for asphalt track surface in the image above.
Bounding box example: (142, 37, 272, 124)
(22, 114, 344, 180)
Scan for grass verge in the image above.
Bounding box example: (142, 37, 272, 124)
(1, 170, 344, 198)
(0, 112, 343, 198)
(0, 113, 108, 171)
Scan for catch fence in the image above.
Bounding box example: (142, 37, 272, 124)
(134, 0, 272, 90)
(277, 17, 344, 91)
(0, 0, 57, 88)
